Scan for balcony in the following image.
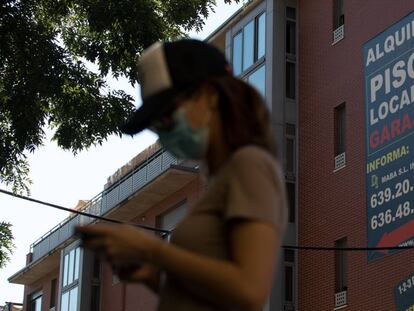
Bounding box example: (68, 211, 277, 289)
(9, 149, 199, 284)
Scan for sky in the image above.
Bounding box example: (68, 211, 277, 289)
(0, 0, 243, 305)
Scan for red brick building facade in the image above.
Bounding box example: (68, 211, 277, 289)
(299, 1, 414, 310)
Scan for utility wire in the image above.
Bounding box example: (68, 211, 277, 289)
(282, 245, 414, 251)
(2, 188, 414, 251)
(0, 188, 170, 235)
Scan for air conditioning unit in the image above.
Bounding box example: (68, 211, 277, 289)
(333, 25, 345, 45)
(334, 152, 346, 171)
(334, 290, 347, 308)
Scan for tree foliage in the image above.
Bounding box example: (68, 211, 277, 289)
(0, 0, 237, 193)
(0, 222, 14, 268)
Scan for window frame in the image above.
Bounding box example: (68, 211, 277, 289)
(285, 123, 296, 178)
(62, 247, 80, 291)
(232, 30, 243, 76)
(333, 0, 344, 30)
(256, 12, 266, 61)
(29, 290, 42, 311)
(231, 11, 267, 79)
(285, 60, 296, 100)
(246, 63, 266, 97)
(286, 7, 297, 57)
(242, 19, 255, 72)
(335, 237, 347, 293)
(91, 255, 101, 311)
(286, 182, 296, 223)
(285, 7, 297, 101)
(50, 279, 57, 308)
(284, 265, 294, 302)
(334, 103, 346, 156)
(60, 244, 82, 311)
(283, 249, 296, 309)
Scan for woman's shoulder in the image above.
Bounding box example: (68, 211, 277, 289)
(229, 145, 278, 168)
(223, 145, 288, 232)
(222, 145, 283, 182)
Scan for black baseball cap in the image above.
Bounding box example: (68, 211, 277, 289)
(120, 39, 232, 135)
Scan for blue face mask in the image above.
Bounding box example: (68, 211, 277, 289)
(155, 109, 209, 159)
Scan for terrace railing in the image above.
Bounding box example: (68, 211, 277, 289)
(30, 149, 178, 263)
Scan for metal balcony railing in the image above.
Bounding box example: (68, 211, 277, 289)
(30, 149, 179, 263)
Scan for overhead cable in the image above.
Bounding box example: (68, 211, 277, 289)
(0, 188, 169, 235)
(2, 188, 414, 251)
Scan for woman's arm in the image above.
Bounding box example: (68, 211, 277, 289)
(152, 220, 280, 310)
(77, 221, 280, 310)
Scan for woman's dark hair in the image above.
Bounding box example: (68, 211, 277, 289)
(206, 75, 278, 158)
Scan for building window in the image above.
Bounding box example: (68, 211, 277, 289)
(286, 182, 295, 223)
(284, 250, 295, 310)
(286, 7, 296, 55)
(286, 61, 296, 99)
(286, 21, 296, 55)
(257, 13, 266, 59)
(157, 201, 187, 241)
(247, 64, 266, 97)
(285, 123, 296, 176)
(61, 287, 78, 311)
(63, 247, 80, 287)
(334, 103, 346, 156)
(50, 279, 57, 308)
(61, 246, 81, 311)
(232, 32, 243, 76)
(285, 249, 295, 262)
(286, 138, 294, 173)
(334, 104, 346, 170)
(333, 0, 344, 29)
(232, 12, 266, 76)
(91, 284, 101, 311)
(285, 266, 294, 302)
(335, 237, 347, 293)
(286, 6, 296, 20)
(286, 7, 296, 100)
(29, 291, 42, 311)
(332, 0, 345, 44)
(243, 20, 255, 71)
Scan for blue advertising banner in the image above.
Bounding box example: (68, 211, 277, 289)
(395, 273, 414, 311)
(364, 11, 414, 261)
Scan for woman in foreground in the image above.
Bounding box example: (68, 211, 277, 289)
(77, 39, 287, 311)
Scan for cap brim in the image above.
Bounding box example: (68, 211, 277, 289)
(120, 89, 175, 135)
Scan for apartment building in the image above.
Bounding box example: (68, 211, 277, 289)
(11, 1, 414, 310)
(9, 143, 203, 311)
(299, 1, 414, 310)
(9, 0, 299, 310)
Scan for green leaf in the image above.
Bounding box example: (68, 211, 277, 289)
(0, 222, 14, 269)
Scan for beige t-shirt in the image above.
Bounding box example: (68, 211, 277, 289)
(157, 145, 288, 310)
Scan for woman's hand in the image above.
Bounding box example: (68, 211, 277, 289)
(113, 262, 160, 291)
(75, 223, 163, 265)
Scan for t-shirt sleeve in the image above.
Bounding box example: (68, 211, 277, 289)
(225, 147, 288, 234)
